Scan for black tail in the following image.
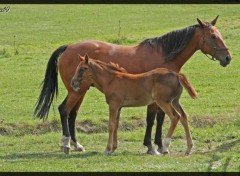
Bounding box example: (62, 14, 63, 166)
(34, 45, 68, 120)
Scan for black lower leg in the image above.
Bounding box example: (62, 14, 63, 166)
(69, 108, 77, 142)
(143, 109, 156, 146)
(58, 98, 70, 137)
(154, 110, 165, 148)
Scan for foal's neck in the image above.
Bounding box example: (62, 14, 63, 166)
(90, 63, 117, 93)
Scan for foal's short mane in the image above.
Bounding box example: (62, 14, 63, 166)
(140, 24, 201, 61)
(90, 60, 127, 73)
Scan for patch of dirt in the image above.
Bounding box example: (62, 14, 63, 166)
(76, 120, 97, 134)
(190, 116, 217, 128)
(0, 117, 146, 136)
(120, 116, 145, 131)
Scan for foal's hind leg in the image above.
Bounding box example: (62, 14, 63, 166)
(156, 101, 180, 154)
(173, 102, 193, 155)
(171, 97, 193, 155)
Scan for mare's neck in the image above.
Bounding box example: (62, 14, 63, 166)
(163, 28, 202, 72)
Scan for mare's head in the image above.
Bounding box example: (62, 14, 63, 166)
(197, 16, 231, 67)
(71, 54, 92, 92)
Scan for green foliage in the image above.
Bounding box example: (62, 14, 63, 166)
(0, 4, 239, 172)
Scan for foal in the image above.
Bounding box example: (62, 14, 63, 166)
(71, 54, 197, 155)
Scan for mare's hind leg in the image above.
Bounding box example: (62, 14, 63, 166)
(69, 94, 86, 152)
(143, 104, 160, 155)
(58, 92, 82, 154)
(156, 101, 180, 154)
(155, 109, 165, 154)
(173, 100, 193, 155)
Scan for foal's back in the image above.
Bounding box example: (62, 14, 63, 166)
(108, 68, 182, 107)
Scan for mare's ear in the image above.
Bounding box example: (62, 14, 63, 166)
(211, 15, 219, 26)
(84, 53, 89, 64)
(197, 18, 207, 27)
(78, 54, 85, 62)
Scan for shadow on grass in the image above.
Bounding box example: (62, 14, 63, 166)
(206, 139, 240, 172)
(1, 150, 101, 161)
(1, 149, 146, 162)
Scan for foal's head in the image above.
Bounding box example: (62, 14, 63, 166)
(197, 16, 231, 67)
(71, 54, 92, 92)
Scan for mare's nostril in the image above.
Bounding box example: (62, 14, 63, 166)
(226, 55, 231, 63)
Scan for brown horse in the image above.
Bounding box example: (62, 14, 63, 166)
(34, 16, 231, 155)
(71, 54, 197, 155)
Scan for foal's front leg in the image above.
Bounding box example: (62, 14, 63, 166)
(104, 103, 120, 155)
(113, 108, 121, 152)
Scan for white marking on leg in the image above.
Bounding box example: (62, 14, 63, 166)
(162, 137, 171, 153)
(60, 136, 71, 149)
(70, 140, 85, 152)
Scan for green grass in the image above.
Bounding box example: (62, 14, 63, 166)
(0, 4, 240, 172)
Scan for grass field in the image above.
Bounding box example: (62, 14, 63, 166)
(0, 4, 240, 172)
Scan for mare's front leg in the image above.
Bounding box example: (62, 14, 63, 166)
(104, 102, 121, 155)
(143, 104, 160, 155)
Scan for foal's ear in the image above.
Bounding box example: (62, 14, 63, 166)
(78, 54, 85, 62)
(211, 15, 219, 26)
(197, 18, 207, 27)
(84, 53, 89, 64)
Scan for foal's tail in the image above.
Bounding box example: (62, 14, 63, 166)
(178, 73, 198, 99)
(34, 45, 68, 120)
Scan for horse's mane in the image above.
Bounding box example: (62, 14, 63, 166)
(90, 60, 127, 73)
(140, 24, 200, 61)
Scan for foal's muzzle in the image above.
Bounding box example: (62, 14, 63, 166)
(71, 79, 81, 92)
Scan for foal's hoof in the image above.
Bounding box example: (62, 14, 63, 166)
(185, 151, 192, 156)
(157, 147, 164, 154)
(103, 150, 113, 156)
(147, 149, 161, 155)
(161, 149, 169, 155)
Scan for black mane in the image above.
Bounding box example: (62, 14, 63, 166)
(140, 24, 200, 61)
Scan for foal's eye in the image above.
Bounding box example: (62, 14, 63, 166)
(211, 35, 216, 39)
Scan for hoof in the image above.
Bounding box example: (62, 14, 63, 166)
(103, 150, 113, 155)
(70, 140, 85, 152)
(63, 147, 70, 154)
(185, 151, 192, 155)
(157, 147, 164, 154)
(74, 145, 85, 152)
(161, 148, 169, 155)
(147, 148, 161, 155)
(60, 146, 70, 154)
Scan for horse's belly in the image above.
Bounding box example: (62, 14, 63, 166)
(122, 96, 154, 107)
